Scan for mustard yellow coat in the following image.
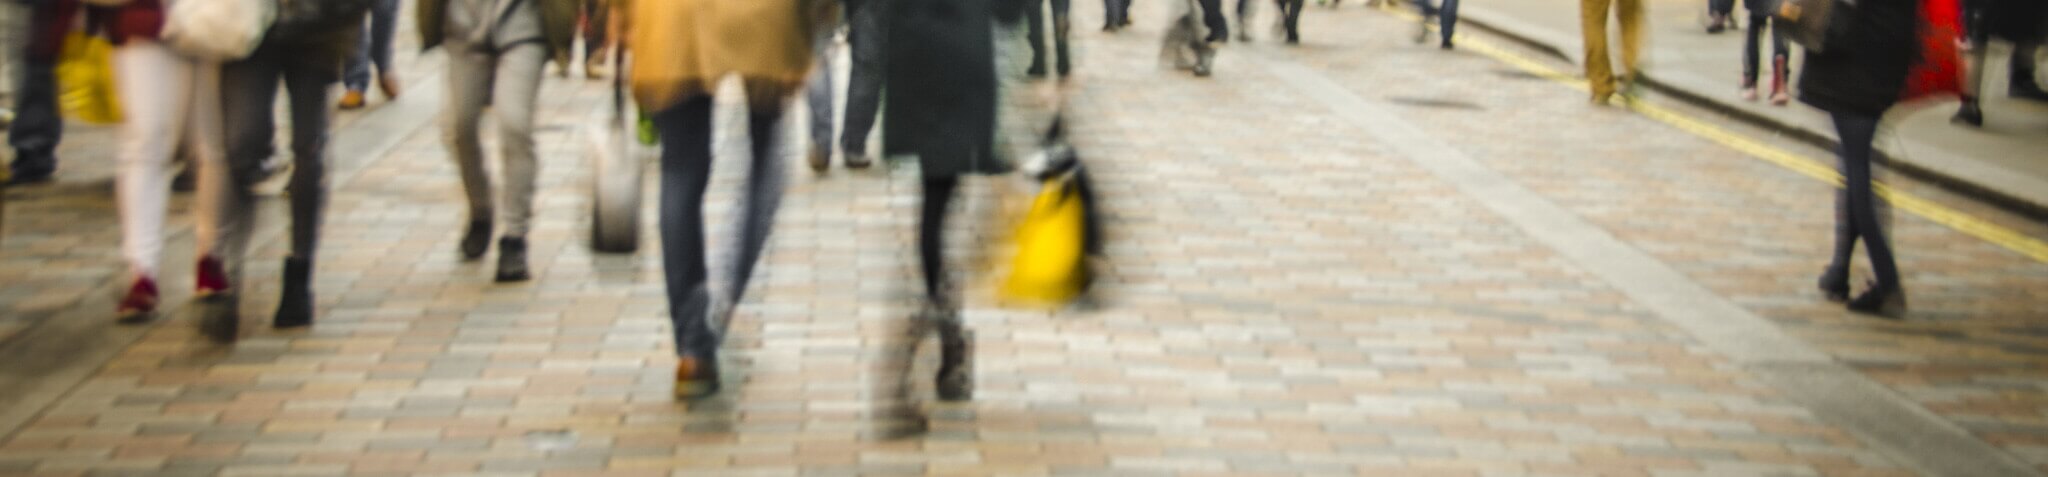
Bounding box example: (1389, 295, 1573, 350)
(622, 0, 837, 112)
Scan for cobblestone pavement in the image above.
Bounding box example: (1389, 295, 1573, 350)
(2, 1, 2047, 476)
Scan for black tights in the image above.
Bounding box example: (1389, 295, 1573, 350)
(920, 176, 961, 301)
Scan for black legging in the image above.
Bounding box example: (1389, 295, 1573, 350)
(1826, 111, 1900, 290)
(1200, 0, 1230, 41)
(920, 176, 960, 301)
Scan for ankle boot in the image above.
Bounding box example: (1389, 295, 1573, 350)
(274, 257, 314, 328)
(1769, 55, 1791, 105)
(1847, 281, 1907, 318)
(934, 316, 974, 402)
(1953, 97, 1984, 126)
(496, 236, 531, 282)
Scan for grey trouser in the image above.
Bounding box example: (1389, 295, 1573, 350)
(444, 41, 547, 237)
(206, 48, 337, 280)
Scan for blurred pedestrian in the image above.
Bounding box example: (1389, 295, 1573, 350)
(1706, 0, 1734, 33)
(1163, 0, 1222, 76)
(879, 0, 1003, 430)
(838, 0, 886, 168)
(195, 0, 373, 342)
(1737, 0, 1789, 104)
(418, 0, 577, 283)
(1579, 0, 1643, 104)
(1416, 0, 1459, 49)
(622, 0, 833, 400)
(1801, 0, 1918, 317)
(1952, 0, 2047, 126)
(339, 0, 403, 110)
(82, 0, 231, 324)
(1024, 0, 1072, 77)
(577, 0, 611, 78)
(6, 0, 67, 186)
(1273, 0, 1303, 44)
(1104, 0, 1134, 31)
(805, 3, 847, 172)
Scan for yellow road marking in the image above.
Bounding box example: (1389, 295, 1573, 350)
(1392, 11, 2048, 263)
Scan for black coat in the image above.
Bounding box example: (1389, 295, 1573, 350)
(1797, 0, 1920, 117)
(883, 0, 1009, 177)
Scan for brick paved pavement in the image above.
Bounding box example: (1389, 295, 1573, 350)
(1, 2, 2046, 476)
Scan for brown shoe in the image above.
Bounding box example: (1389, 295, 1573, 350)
(807, 148, 830, 172)
(674, 354, 721, 400)
(377, 74, 402, 100)
(338, 90, 367, 110)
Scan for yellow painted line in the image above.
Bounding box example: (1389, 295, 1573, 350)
(1391, 11, 2048, 263)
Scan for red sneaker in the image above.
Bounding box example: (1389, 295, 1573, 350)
(116, 277, 159, 324)
(196, 255, 231, 297)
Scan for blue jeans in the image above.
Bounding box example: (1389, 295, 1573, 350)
(1418, 0, 1459, 43)
(841, 1, 886, 155)
(655, 97, 784, 358)
(343, 0, 400, 93)
(8, 59, 61, 178)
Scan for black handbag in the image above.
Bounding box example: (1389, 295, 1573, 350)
(1775, 0, 1857, 53)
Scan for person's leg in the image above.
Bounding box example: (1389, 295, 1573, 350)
(806, 39, 836, 169)
(655, 96, 717, 365)
(1830, 112, 1900, 310)
(2011, 41, 2047, 99)
(369, 0, 400, 94)
(1283, 0, 1303, 42)
(1438, 0, 1458, 45)
(343, 23, 374, 94)
(113, 41, 193, 281)
(272, 60, 337, 326)
(204, 56, 282, 291)
(842, 5, 886, 160)
(1579, 0, 1615, 100)
(1026, 0, 1048, 75)
(7, 59, 60, 181)
(1052, 0, 1072, 74)
(1200, 0, 1230, 42)
(442, 46, 497, 257)
(491, 43, 548, 281)
(1742, 13, 1763, 91)
(1616, 0, 1643, 84)
(726, 105, 788, 305)
(919, 176, 960, 302)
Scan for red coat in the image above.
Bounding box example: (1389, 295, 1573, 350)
(27, 0, 166, 62)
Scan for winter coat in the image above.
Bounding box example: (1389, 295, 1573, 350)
(1797, 0, 1919, 117)
(884, 0, 1005, 177)
(417, 0, 577, 59)
(623, 0, 835, 112)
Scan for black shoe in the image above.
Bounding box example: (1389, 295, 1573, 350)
(1286, 33, 1300, 45)
(3, 168, 52, 187)
(496, 237, 531, 282)
(460, 219, 492, 260)
(932, 310, 974, 402)
(673, 351, 722, 400)
(1057, 59, 1071, 77)
(1204, 31, 1229, 44)
(274, 257, 314, 328)
(197, 294, 240, 344)
(2011, 79, 2048, 102)
(1953, 98, 1984, 127)
(1846, 282, 1907, 318)
(1441, 40, 1454, 50)
(1027, 62, 1048, 78)
(1816, 266, 1850, 303)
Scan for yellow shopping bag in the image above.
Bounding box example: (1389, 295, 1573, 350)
(56, 32, 122, 125)
(999, 174, 1088, 307)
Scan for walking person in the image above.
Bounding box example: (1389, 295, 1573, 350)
(1273, 0, 1303, 44)
(418, 0, 576, 283)
(577, 0, 611, 78)
(6, 0, 67, 186)
(86, 0, 231, 323)
(1162, 0, 1224, 76)
(1737, 0, 1790, 104)
(622, 0, 832, 400)
(1706, 0, 1734, 33)
(1415, 0, 1459, 49)
(1103, 0, 1133, 31)
(339, 0, 403, 110)
(195, 0, 373, 342)
(1579, 0, 1644, 104)
(1801, 0, 1918, 317)
(1024, 0, 1072, 77)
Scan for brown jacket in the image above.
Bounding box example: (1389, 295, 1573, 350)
(623, 0, 837, 112)
(417, 0, 577, 59)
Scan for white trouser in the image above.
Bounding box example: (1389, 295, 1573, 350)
(443, 41, 547, 237)
(114, 40, 223, 278)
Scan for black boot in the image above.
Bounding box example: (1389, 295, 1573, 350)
(496, 236, 531, 282)
(274, 257, 314, 328)
(1847, 281, 1907, 318)
(460, 218, 492, 260)
(1054, 14, 1073, 76)
(934, 313, 974, 402)
(1816, 265, 1849, 303)
(1952, 97, 1984, 127)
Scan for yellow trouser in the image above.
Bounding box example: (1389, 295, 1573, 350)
(1580, 0, 1643, 99)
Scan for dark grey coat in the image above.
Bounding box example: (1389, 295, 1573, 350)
(884, 0, 1008, 177)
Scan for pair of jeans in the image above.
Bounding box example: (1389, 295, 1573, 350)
(1579, 0, 1643, 99)
(1742, 13, 1788, 84)
(202, 47, 336, 283)
(113, 40, 225, 278)
(8, 59, 59, 178)
(443, 41, 547, 237)
(807, 30, 839, 154)
(1825, 111, 1899, 289)
(343, 0, 400, 93)
(1024, 0, 1072, 71)
(1418, 0, 1460, 43)
(841, 0, 887, 156)
(655, 96, 784, 358)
